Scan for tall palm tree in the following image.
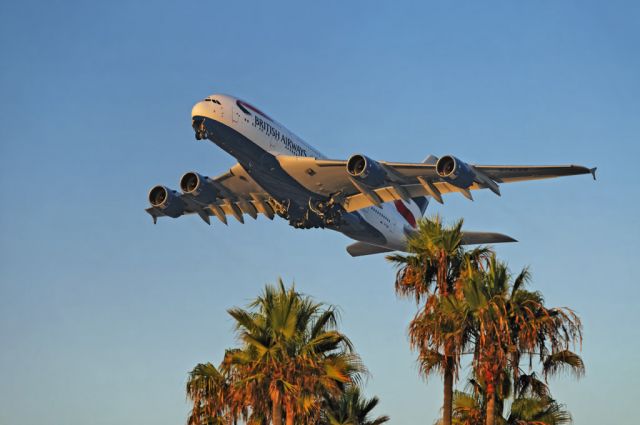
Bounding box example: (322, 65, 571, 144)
(320, 385, 390, 425)
(410, 290, 480, 424)
(387, 216, 491, 425)
(225, 279, 365, 425)
(461, 257, 511, 425)
(461, 256, 583, 425)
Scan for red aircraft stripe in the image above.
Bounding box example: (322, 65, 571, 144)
(394, 200, 417, 228)
(237, 100, 274, 122)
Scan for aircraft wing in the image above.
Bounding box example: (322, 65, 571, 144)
(146, 163, 275, 224)
(276, 155, 595, 213)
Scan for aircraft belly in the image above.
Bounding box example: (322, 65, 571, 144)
(196, 116, 387, 245)
(338, 212, 388, 246)
(200, 117, 311, 204)
(358, 206, 407, 250)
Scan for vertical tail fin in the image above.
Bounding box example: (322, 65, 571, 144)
(422, 154, 439, 165)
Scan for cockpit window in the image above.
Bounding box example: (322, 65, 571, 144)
(204, 98, 222, 105)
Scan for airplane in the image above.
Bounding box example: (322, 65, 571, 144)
(146, 93, 596, 256)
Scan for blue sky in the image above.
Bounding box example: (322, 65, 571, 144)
(1, 1, 638, 424)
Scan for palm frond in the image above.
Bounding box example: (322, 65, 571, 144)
(543, 350, 585, 380)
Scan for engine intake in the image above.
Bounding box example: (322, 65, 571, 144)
(435, 155, 476, 189)
(179, 172, 218, 204)
(346, 154, 386, 187)
(148, 185, 186, 218)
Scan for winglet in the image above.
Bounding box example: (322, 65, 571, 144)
(590, 167, 597, 180)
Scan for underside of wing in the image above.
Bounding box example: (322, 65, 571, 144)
(277, 154, 595, 213)
(146, 163, 275, 224)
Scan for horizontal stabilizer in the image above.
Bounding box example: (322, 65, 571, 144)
(461, 231, 517, 245)
(346, 242, 394, 257)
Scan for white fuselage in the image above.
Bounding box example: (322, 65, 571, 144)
(192, 94, 426, 251)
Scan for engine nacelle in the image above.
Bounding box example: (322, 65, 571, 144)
(148, 185, 186, 218)
(435, 155, 477, 189)
(346, 154, 386, 187)
(179, 172, 219, 204)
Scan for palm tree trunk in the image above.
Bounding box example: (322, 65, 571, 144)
(285, 400, 294, 425)
(442, 357, 454, 425)
(271, 393, 282, 425)
(511, 351, 520, 398)
(485, 391, 496, 425)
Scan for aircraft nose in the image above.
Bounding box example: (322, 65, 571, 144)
(191, 101, 215, 140)
(191, 100, 213, 119)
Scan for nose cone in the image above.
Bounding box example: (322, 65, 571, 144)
(191, 100, 216, 120)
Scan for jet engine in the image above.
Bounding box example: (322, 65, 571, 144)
(346, 154, 386, 187)
(179, 172, 218, 204)
(148, 185, 186, 218)
(435, 155, 476, 189)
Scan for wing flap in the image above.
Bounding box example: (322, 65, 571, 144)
(342, 182, 486, 212)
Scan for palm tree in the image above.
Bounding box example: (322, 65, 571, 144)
(387, 216, 491, 425)
(460, 257, 511, 425)
(186, 362, 231, 425)
(410, 290, 480, 424)
(461, 256, 584, 425)
(320, 385, 390, 425)
(225, 279, 365, 425)
(502, 269, 584, 396)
